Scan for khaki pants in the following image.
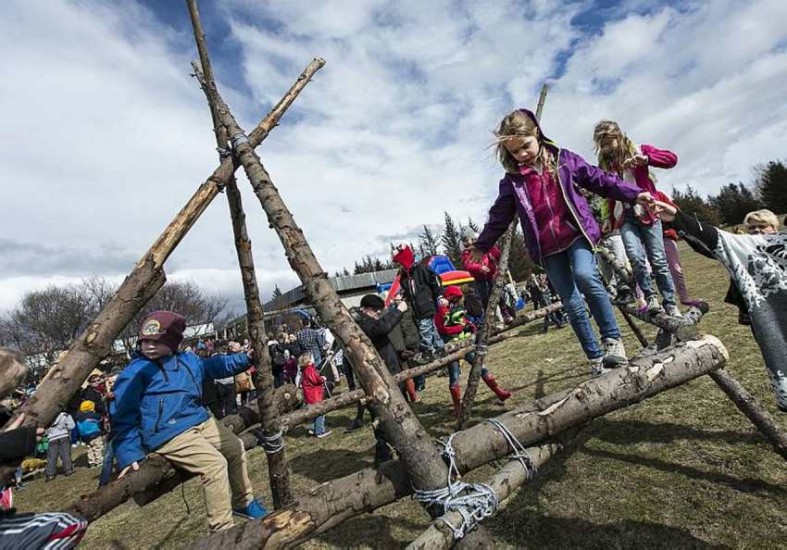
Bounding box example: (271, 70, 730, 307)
(156, 417, 254, 531)
(86, 437, 105, 467)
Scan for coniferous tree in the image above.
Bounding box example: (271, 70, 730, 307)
(271, 284, 283, 299)
(441, 212, 463, 266)
(508, 227, 537, 282)
(467, 217, 480, 233)
(755, 160, 787, 216)
(708, 182, 763, 226)
(671, 185, 721, 226)
(418, 225, 441, 258)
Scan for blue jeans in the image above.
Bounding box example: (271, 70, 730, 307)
(313, 414, 326, 436)
(417, 317, 444, 352)
(447, 351, 488, 386)
(544, 239, 621, 360)
(98, 440, 116, 487)
(620, 211, 676, 304)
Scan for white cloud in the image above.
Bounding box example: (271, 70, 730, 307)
(1, 0, 786, 315)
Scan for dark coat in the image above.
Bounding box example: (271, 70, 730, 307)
(355, 307, 403, 374)
(399, 263, 442, 320)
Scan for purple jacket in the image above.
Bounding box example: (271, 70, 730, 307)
(476, 109, 642, 264)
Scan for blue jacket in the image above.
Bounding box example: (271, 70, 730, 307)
(110, 351, 249, 469)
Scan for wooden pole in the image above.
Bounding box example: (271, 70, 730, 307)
(186, 0, 292, 509)
(0, 348, 27, 399)
(0, 56, 325, 487)
(457, 83, 549, 430)
(192, 61, 452, 513)
(186, 336, 728, 549)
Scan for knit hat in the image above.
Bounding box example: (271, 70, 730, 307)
(79, 400, 96, 413)
(360, 294, 385, 311)
(460, 227, 477, 242)
(138, 311, 186, 352)
(443, 286, 463, 301)
(392, 245, 415, 270)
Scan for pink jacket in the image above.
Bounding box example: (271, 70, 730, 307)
(461, 246, 500, 280)
(608, 144, 677, 227)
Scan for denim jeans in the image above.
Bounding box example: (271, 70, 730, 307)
(620, 210, 677, 304)
(544, 238, 621, 360)
(313, 414, 326, 436)
(417, 317, 444, 352)
(99, 440, 116, 487)
(447, 351, 488, 386)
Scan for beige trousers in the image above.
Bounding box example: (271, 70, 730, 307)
(86, 437, 105, 466)
(156, 417, 254, 531)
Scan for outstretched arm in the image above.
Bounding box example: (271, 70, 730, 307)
(641, 144, 678, 169)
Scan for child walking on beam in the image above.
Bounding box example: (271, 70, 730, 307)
(471, 108, 655, 376)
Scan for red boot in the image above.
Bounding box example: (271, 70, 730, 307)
(449, 384, 462, 417)
(482, 373, 511, 402)
(404, 379, 420, 402)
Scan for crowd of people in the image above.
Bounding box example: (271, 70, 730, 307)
(1, 106, 785, 548)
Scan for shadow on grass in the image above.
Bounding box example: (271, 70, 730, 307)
(490, 513, 730, 549)
(581, 446, 787, 498)
(314, 514, 426, 549)
(508, 370, 586, 395)
(592, 418, 763, 447)
(289, 448, 372, 483)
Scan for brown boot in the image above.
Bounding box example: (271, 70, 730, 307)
(404, 379, 420, 402)
(482, 373, 511, 402)
(449, 384, 462, 417)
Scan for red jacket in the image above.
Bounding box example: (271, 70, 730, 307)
(300, 364, 325, 405)
(461, 246, 500, 280)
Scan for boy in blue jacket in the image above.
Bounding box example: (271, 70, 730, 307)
(110, 311, 267, 532)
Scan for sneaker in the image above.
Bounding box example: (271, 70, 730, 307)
(646, 295, 663, 315)
(346, 419, 363, 432)
(411, 352, 433, 366)
(614, 286, 635, 305)
(602, 338, 628, 368)
(233, 499, 269, 520)
(664, 303, 682, 318)
(308, 429, 315, 436)
(316, 430, 332, 439)
(589, 357, 607, 377)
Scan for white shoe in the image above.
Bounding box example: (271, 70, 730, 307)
(589, 357, 607, 377)
(646, 295, 663, 315)
(602, 338, 628, 368)
(664, 303, 682, 317)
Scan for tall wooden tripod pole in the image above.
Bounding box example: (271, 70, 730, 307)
(456, 83, 549, 430)
(186, 0, 292, 508)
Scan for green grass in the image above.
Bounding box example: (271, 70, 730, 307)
(15, 242, 787, 549)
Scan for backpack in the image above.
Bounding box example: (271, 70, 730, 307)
(77, 417, 101, 439)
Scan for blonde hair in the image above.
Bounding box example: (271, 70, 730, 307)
(593, 120, 638, 175)
(494, 110, 556, 174)
(297, 352, 313, 368)
(743, 209, 780, 230)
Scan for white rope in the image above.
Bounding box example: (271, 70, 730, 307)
(253, 428, 284, 454)
(230, 133, 249, 150)
(486, 418, 537, 478)
(412, 433, 499, 540)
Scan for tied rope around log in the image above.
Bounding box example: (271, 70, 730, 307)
(230, 133, 250, 150)
(412, 434, 498, 540)
(252, 428, 284, 454)
(486, 418, 537, 479)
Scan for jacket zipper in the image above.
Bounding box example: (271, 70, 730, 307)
(540, 166, 561, 251)
(154, 398, 164, 433)
(553, 148, 593, 246)
(179, 358, 202, 399)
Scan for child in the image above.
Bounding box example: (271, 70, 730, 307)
(392, 244, 445, 363)
(472, 109, 654, 376)
(110, 311, 267, 532)
(299, 353, 331, 438)
(45, 410, 74, 481)
(460, 228, 500, 311)
(653, 202, 787, 411)
(593, 120, 680, 316)
(435, 286, 511, 416)
(75, 400, 104, 467)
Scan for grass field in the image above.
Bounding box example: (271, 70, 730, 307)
(15, 241, 787, 549)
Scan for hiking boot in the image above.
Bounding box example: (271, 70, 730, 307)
(233, 499, 269, 520)
(482, 373, 512, 403)
(664, 303, 682, 318)
(346, 419, 363, 432)
(602, 338, 628, 368)
(589, 356, 608, 377)
(646, 295, 663, 315)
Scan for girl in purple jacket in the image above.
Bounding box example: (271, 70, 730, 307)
(472, 109, 654, 376)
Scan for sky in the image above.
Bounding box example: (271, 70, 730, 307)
(1, 0, 786, 314)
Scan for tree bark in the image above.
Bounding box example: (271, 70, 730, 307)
(618, 306, 649, 348)
(709, 369, 787, 461)
(456, 83, 550, 430)
(0, 347, 27, 399)
(186, 336, 728, 549)
(187, 0, 292, 508)
(194, 67, 451, 508)
(620, 304, 698, 341)
(0, 57, 325, 484)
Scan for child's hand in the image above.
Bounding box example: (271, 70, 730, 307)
(601, 218, 612, 234)
(635, 192, 656, 208)
(623, 154, 648, 168)
(468, 245, 483, 262)
(396, 301, 409, 313)
(119, 461, 140, 478)
(651, 200, 677, 223)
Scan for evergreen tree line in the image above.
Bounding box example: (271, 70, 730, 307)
(671, 160, 787, 227)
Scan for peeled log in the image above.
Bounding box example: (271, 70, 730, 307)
(186, 336, 728, 550)
(0, 348, 27, 400)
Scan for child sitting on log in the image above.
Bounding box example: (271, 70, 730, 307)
(435, 285, 511, 416)
(652, 202, 787, 412)
(471, 108, 654, 376)
(110, 311, 268, 532)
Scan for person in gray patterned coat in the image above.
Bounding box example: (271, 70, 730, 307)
(654, 202, 787, 411)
